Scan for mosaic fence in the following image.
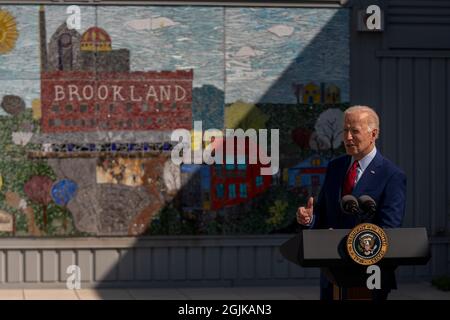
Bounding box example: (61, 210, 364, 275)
(0, 5, 349, 237)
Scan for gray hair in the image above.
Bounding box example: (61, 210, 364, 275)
(344, 105, 379, 137)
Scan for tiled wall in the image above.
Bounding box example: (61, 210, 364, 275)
(0, 5, 349, 237)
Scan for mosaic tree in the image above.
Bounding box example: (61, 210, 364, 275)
(1, 95, 25, 116)
(311, 108, 344, 158)
(51, 179, 77, 231)
(291, 127, 312, 150)
(225, 101, 269, 131)
(24, 175, 53, 231)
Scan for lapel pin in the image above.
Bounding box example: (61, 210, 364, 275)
(370, 170, 375, 174)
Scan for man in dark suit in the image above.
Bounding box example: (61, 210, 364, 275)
(296, 105, 406, 300)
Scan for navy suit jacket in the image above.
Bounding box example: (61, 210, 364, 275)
(312, 150, 406, 230)
(311, 150, 407, 294)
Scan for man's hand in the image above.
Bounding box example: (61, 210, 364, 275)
(296, 197, 314, 225)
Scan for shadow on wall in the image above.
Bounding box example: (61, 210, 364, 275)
(0, 4, 350, 289)
(91, 7, 350, 289)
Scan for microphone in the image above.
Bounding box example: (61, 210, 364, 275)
(358, 195, 377, 219)
(340, 195, 360, 215)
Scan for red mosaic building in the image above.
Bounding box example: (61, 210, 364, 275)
(209, 137, 272, 210)
(40, 70, 193, 133)
(39, 9, 193, 134)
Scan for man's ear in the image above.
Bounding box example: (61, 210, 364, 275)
(372, 128, 379, 140)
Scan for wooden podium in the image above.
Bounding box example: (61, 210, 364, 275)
(280, 227, 431, 300)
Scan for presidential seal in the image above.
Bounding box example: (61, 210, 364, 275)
(346, 223, 388, 265)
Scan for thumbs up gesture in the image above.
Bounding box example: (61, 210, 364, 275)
(296, 197, 314, 226)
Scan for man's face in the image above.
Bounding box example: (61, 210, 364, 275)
(343, 112, 377, 160)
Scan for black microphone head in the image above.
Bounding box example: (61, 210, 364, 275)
(341, 195, 360, 215)
(358, 195, 377, 216)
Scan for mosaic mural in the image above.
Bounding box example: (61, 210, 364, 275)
(0, 5, 349, 236)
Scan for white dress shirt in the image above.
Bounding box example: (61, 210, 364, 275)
(350, 146, 377, 186)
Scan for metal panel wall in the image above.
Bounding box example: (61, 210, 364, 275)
(350, 0, 450, 276)
(0, 236, 315, 288)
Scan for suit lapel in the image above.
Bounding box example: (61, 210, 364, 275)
(352, 150, 384, 195)
(334, 155, 352, 228)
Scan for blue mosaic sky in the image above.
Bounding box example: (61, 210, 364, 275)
(0, 5, 349, 109)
